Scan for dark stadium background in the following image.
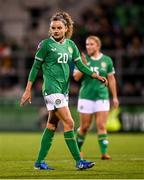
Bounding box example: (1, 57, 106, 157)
(0, 0, 144, 132)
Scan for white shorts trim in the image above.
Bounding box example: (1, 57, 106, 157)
(44, 93, 68, 111)
(77, 99, 110, 113)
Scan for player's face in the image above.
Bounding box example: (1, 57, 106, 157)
(86, 38, 100, 56)
(50, 20, 67, 42)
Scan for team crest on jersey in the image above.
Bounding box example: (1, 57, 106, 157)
(87, 62, 90, 66)
(101, 62, 106, 68)
(55, 99, 61, 105)
(68, 46, 73, 54)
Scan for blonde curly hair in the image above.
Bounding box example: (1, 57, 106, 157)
(49, 11, 74, 39)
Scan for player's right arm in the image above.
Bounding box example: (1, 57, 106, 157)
(20, 40, 46, 106)
(20, 60, 42, 106)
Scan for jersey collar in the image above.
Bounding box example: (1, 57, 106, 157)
(50, 36, 66, 44)
(91, 53, 103, 61)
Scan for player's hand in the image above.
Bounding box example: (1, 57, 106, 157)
(81, 52, 87, 64)
(92, 73, 108, 86)
(20, 90, 32, 106)
(112, 97, 119, 108)
(100, 77, 108, 86)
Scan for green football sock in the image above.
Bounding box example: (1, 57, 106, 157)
(36, 128, 54, 163)
(98, 134, 109, 155)
(76, 132, 86, 151)
(64, 130, 81, 163)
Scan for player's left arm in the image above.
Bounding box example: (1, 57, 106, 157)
(108, 74, 119, 108)
(107, 57, 119, 108)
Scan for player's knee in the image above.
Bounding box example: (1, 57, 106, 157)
(67, 119, 74, 129)
(98, 123, 106, 131)
(81, 125, 89, 134)
(47, 123, 57, 131)
(63, 117, 74, 131)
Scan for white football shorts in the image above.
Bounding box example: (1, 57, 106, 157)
(77, 99, 110, 113)
(44, 93, 68, 111)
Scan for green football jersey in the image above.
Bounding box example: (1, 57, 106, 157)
(79, 54, 115, 100)
(28, 37, 93, 95)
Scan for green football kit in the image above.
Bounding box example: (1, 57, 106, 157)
(76, 54, 115, 157)
(30, 37, 96, 166)
(28, 36, 93, 96)
(78, 54, 115, 100)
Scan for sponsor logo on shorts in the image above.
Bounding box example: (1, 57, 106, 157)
(55, 99, 61, 105)
(80, 105, 84, 110)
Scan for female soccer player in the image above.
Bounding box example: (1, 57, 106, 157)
(73, 36, 119, 160)
(20, 12, 107, 170)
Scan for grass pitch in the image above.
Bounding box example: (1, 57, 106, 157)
(0, 132, 144, 179)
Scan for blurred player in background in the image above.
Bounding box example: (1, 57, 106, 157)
(73, 36, 119, 160)
(20, 12, 107, 170)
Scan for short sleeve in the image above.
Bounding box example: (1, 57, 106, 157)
(35, 40, 47, 62)
(107, 57, 115, 74)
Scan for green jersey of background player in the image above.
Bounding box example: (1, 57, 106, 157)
(20, 12, 107, 170)
(79, 54, 115, 100)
